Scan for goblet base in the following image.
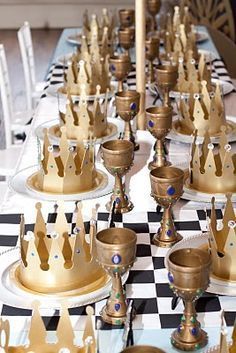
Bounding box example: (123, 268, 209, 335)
(100, 305, 127, 325)
(171, 328, 208, 351)
(152, 232, 183, 248)
(148, 159, 171, 170)
(106, 199, 134, 214)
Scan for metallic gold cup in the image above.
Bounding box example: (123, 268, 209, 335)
(147, 0, 162, 32)
(146, 106, 172, 169)
(115, 90, 140, 151)
(101, 139, 134, 214)
(122, 346, 165, 353)
(110, 54, 132, 92)
(167, 248, 211, 351)
(156, 64, 178, 107)
(146, 36, 160, 83)
(118, 27, 135, 56)
(95, 227, 137, 325)
(150, 166, 184, 247)
(119, 9, 135, 28)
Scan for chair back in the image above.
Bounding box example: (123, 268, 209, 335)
(17, 21, 36, 110)
(0, 44, 13, 149)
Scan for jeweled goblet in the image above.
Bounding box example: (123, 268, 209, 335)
(122, 346, 165, 353)
(95, 227, 137, 325)
(146, 36, 160, 84)
(119, 9, 135, 28)
(147, 0, 162, 32)
(118, 27, 135, 56)
(146, 106, 172, 169)
(156, 64, 178, 107)
(101, 139, 134, 213)
(109, 54, 132, 92)
(115, 90, 140, 151)
(167, 248, 211, 351)
(150, 166, 184, 247)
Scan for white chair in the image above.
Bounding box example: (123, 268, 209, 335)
(0, 43, 32, 135)
(17, 21, 45, 111)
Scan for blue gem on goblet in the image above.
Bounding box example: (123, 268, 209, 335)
(148, 120, 154, 128)
(115, 303, 121, 312)
(116, 197, 121, 204)
(167, 185, 175, 196)
(166, 229, 172, 237)
(168, 272, 174, 283)
(126, 16, 131, 21)
(130, 102, 137, 110)
(110, 64, 116, 72)
(112, 254, 122, 265)
(177, 325, 182, 333)
(191, 327, 198, 336)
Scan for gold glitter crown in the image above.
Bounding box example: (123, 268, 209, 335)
(189, 127, 236, 194)
(37, 128, 100, 194)
(208, 195, 236, 282)
(176, 80, 225, 136)
(0, 301, 96, 352)
(59, 85, 109, 141)
(18, 202, 106, 293)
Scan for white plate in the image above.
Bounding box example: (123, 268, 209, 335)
(34, 117, 122, 146)
(165, 233, 236, 296)
(0, 247, 129, 310)
(195, 30, 209, 43)
(10, 165, 113, 202)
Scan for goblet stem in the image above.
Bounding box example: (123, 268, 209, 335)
(163, 88, 170, 107)
(124, 121, 135, 144)
(151, 15, 157, 32)
(153, 205, 182, 247)
(106, 272, 127, 319)
(148, 61, 154, 83)
(118, 80, 123, 92)
(106, 173, 133, 213)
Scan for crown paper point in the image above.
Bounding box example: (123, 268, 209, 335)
(176, 80, 226, 136)
(83, 8, 115, 43)
(0, 302, 96, 353)
(188, 127, 236, 194)
(208, 194, 236, 282)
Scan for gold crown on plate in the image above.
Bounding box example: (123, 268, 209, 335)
(18, 202, 106, 294)
(175, 53, 212, 93)
(36, 128, 100, 194)
(208, 194, 236, 282)
(59, 85, 109, 141)
(189, 126, 236, 194)
(176, 80, 225, 136)
(83, 8, 116, 42)
(0, 301, 96, 353)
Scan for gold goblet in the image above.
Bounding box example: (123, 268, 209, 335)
(122, 346, 165, 353)
(119, 9, 135, 28)
(118, 27, 135, 56)
(167, 248, 211, 351)
(146, 36, 160, 84)
(101, 139, 134, 213)
(150, 166, 184, 247)
(95, 227, 137, 325)
(146, 106, 172, 169)
(115, 90, 140, 151)
(109, 54, 132, 92)
(147, 0, 162, 32)
(156, 64, 178, 107)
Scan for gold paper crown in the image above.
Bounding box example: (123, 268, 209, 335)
(18, 202, 106, 293)
(59, 86, 109, 141)
(176, 80, 226, 136)
(0, 302, 96, 352)
(208, 194, 236, 282)
(189, 126, 236, 194)
(36, 128, 101, 194)
(83, 8, 115, 43)
(210, 311, 236, 353)
(175, 53, 212, 93)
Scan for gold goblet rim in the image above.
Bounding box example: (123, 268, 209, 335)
(119, 26, 135, 34)
(96, 227, 137, 247)
(102, 139, 134, 154)
(145, 36, 160, 45)
(146, 105, 173, 116)
(150, 166, 184, 182)
(115, 90, 140, 100)
(119, 8, 135, 16)
(110, 54, 131, 64)
(121, 346, 166, 353)
(168, 248, 211, 272)
(156, 64, 178, 74)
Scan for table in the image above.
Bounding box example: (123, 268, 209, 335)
(0, 26, 235, 353)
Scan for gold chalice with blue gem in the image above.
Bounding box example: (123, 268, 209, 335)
(115, 90, 140, 151)
(101, 139, 134, 214)
(167, 248, 211, 351)
(95, 227, 137, 325)
(150, 166, 184, 247)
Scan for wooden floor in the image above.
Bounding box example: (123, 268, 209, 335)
(0, 28, 61, 111)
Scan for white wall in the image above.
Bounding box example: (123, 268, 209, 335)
(0, 0, 135, 29)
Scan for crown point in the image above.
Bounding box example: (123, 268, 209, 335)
(35, 202, 42, 210)
(86, 306, 94, 316)
(221, 125, 227, 133)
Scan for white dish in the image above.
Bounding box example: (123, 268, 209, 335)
(195, 30, 209, 43)
(10, 165, 113, 202)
